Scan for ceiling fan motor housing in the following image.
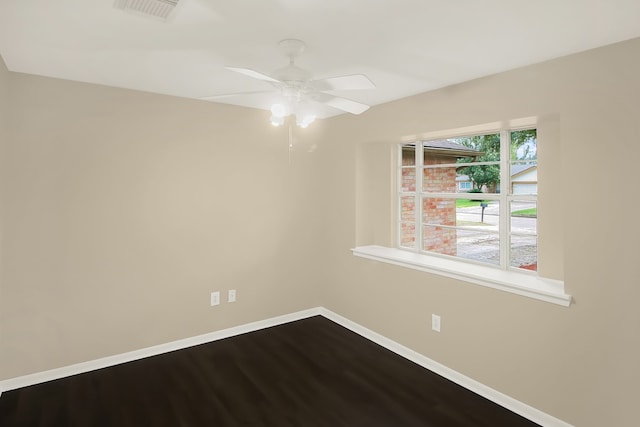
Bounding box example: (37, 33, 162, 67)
(273, 65, 312, 87)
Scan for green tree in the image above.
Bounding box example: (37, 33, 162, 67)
(455, 130, 537, 192)
(461, 150, 500, 191)
(456, 133, 500, 192)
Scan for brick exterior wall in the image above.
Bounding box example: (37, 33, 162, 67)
(400, 149, 417, 248)
(401, 168, 416, 192)
(400, 147, 458, 255)
(422, 156, 457, 255)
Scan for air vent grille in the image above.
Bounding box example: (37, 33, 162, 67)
(114, 0, 179, 20)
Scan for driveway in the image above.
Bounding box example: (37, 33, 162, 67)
(451, 201, 537, 268)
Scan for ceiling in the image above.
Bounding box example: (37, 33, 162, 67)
(1, 0, 640, 119)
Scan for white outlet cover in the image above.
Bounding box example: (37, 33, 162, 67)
(431, 314, 441, 332)
(228, 289, 236, 303)
(210, 291, 220, 306)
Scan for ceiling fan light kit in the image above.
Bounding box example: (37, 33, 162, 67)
(269, 103, 316, 128)
(212, 39, 375, 128)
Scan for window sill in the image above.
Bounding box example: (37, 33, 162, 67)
(351, 245, 571, 307)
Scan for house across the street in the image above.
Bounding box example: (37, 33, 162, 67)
(456, 164, 537, 194)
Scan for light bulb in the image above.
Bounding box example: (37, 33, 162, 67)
(296, 114, 316, 128)
(270, 115, 284, 126)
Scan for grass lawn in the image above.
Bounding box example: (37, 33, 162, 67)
(511, 208, 537, 217)
(456, 199, 485, 208)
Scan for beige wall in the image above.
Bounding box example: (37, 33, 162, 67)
(0, 64, 322, 379)
(0, 57, 7, 300)
(316, 38, 640, 427)
(1, 38, 639, 427)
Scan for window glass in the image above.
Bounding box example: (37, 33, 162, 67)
(401, 144, 416, 192)
(450, 133, 501, 195)
(455, 229, 501, 266)
(401, 196, 415, 221)
(510, 235, 537, 270)
(400, 222, 416, 249)
(399, 128, 538, 272)
(510, 200, 537, 271)
(510, 130, 537, 196)
(423, 197, 456, 225)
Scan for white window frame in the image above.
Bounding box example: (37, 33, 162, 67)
(352, 122, 571, 306)
(400, 129, 534, 270)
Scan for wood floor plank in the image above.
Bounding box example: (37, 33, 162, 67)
(0, 316, 540, 426)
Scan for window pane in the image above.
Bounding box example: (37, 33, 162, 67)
(511, 199, 537, 271)
(455, 163, 501, 194)
(401, 144, 417, 192)
(423, 226, 500, 265)
(510, 130, 537, 161)
(510, 161, 537, 195)
(422, 197, 500, 228)
(449, 133, 501, 194)
(423, 138, 488, 193)
(510, 201, 537, 234)
(510, 130, 537, 195)
(401, 167, 416, 192)
(422, 225, 457, 256)
(510, 234, 537, 271)
(423, 165, 457, 193)
(402, 145, 416, 166)
(400, 196, 415, 221)
(457, 200, 499, 231)
(422, 198, 500, 262)
(423, 197, 456, 225)
(400, 222, 416, 249)
(456, 229, 500, 266)
(456, 199, 500, 264)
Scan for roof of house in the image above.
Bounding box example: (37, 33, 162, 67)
(421, 140, 483, 158)
(511, 164, 536, 177)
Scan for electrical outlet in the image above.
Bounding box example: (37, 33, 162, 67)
(210, 291, 220, 306)
(228, 289, 236, 303)
(431, 314, 441, 332)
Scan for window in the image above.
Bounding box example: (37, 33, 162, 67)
(353, 122, 568, 305)
(398, 129, 538, 272)
(458, 181, 472, 191)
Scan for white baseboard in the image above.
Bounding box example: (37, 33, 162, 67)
(0, 306, 572, 427)
(319, 307, 573, 427)
(0, 307, 322, 393)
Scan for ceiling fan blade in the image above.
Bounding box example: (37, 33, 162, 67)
(200, 90, 276, 100)
(225, 66, 280, 83)
(311, 74, 375, 91)
(313, 93, 370, 115)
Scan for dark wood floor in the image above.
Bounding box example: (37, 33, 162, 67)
(0, 316, 540, 426)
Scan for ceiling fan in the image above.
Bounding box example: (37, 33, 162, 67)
(202, 39, 375, 127)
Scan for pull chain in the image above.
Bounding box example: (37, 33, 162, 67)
(288, 124, 293, 164)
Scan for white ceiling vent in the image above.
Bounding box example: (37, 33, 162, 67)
(114, 0, 179, 20)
